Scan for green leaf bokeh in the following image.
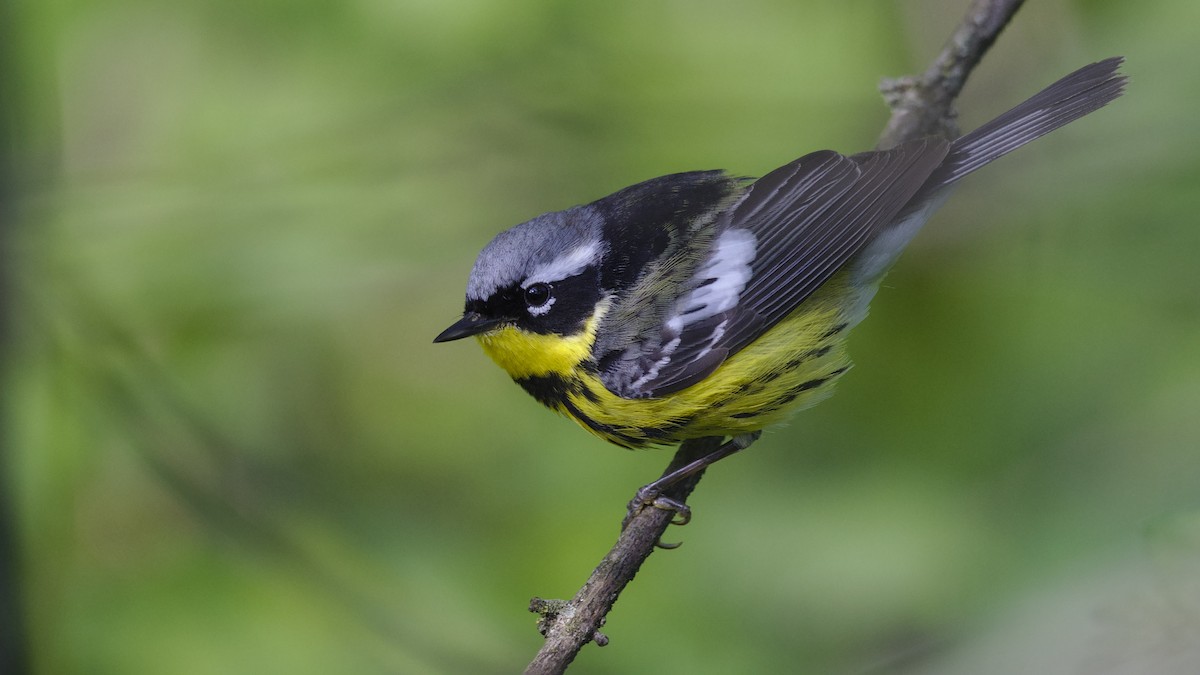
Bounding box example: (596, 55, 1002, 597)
(6, 0, 1199, 673)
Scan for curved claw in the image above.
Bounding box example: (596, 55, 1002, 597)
(651, 496, 692, 526)
(648, 496, 692, 548)
(623, 487, 693, 550)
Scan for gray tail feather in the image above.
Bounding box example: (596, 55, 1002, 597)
(851, 58, 1126, 295)
(936, 57, 1127, 186)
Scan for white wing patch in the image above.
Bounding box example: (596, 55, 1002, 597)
(628, 335, 681, 392)
(522, 240, 601, 288)
(665, 229, 757, 333)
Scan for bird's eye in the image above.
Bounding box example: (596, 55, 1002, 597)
(524, 282, 552, 308)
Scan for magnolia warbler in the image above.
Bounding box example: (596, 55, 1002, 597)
(435, 58, 1126, 510)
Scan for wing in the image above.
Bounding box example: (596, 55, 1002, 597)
(598, 137, 950, 398)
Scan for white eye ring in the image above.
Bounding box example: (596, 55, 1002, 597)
(524, 282, 555, 316)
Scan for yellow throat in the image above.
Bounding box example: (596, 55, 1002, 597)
(475, 303, 605, 381)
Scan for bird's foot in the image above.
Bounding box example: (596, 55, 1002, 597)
(622, 488, 692, 549)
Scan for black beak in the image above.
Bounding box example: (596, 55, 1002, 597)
(433, 312, 503, 343)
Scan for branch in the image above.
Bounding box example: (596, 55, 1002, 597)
(525, 437, 720, 674)
(877, 0, 1026, 149)
(525, 1, 1026, 672)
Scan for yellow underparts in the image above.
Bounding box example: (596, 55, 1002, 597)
(477, 314, 601, 380)
(476, 276, 857, 448)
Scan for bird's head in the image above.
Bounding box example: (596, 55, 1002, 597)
(434, 208, 609, 346)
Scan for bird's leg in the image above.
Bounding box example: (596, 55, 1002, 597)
(623, 431, 761, 535)
(639, 431, 761, 502)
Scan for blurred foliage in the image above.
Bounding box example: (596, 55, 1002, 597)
(4, 0, 1199, 673)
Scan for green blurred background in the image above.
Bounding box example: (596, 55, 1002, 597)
(4, 0, 1198, 673)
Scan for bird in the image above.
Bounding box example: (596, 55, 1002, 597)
(435, 57, 1126, 515)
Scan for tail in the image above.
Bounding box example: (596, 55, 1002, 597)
(934, 56, 1127, 186)
(848, 58, 1125, 304)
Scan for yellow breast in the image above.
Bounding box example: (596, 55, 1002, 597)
(476, 314, 601, 381)
(476, 277, 857, 448)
